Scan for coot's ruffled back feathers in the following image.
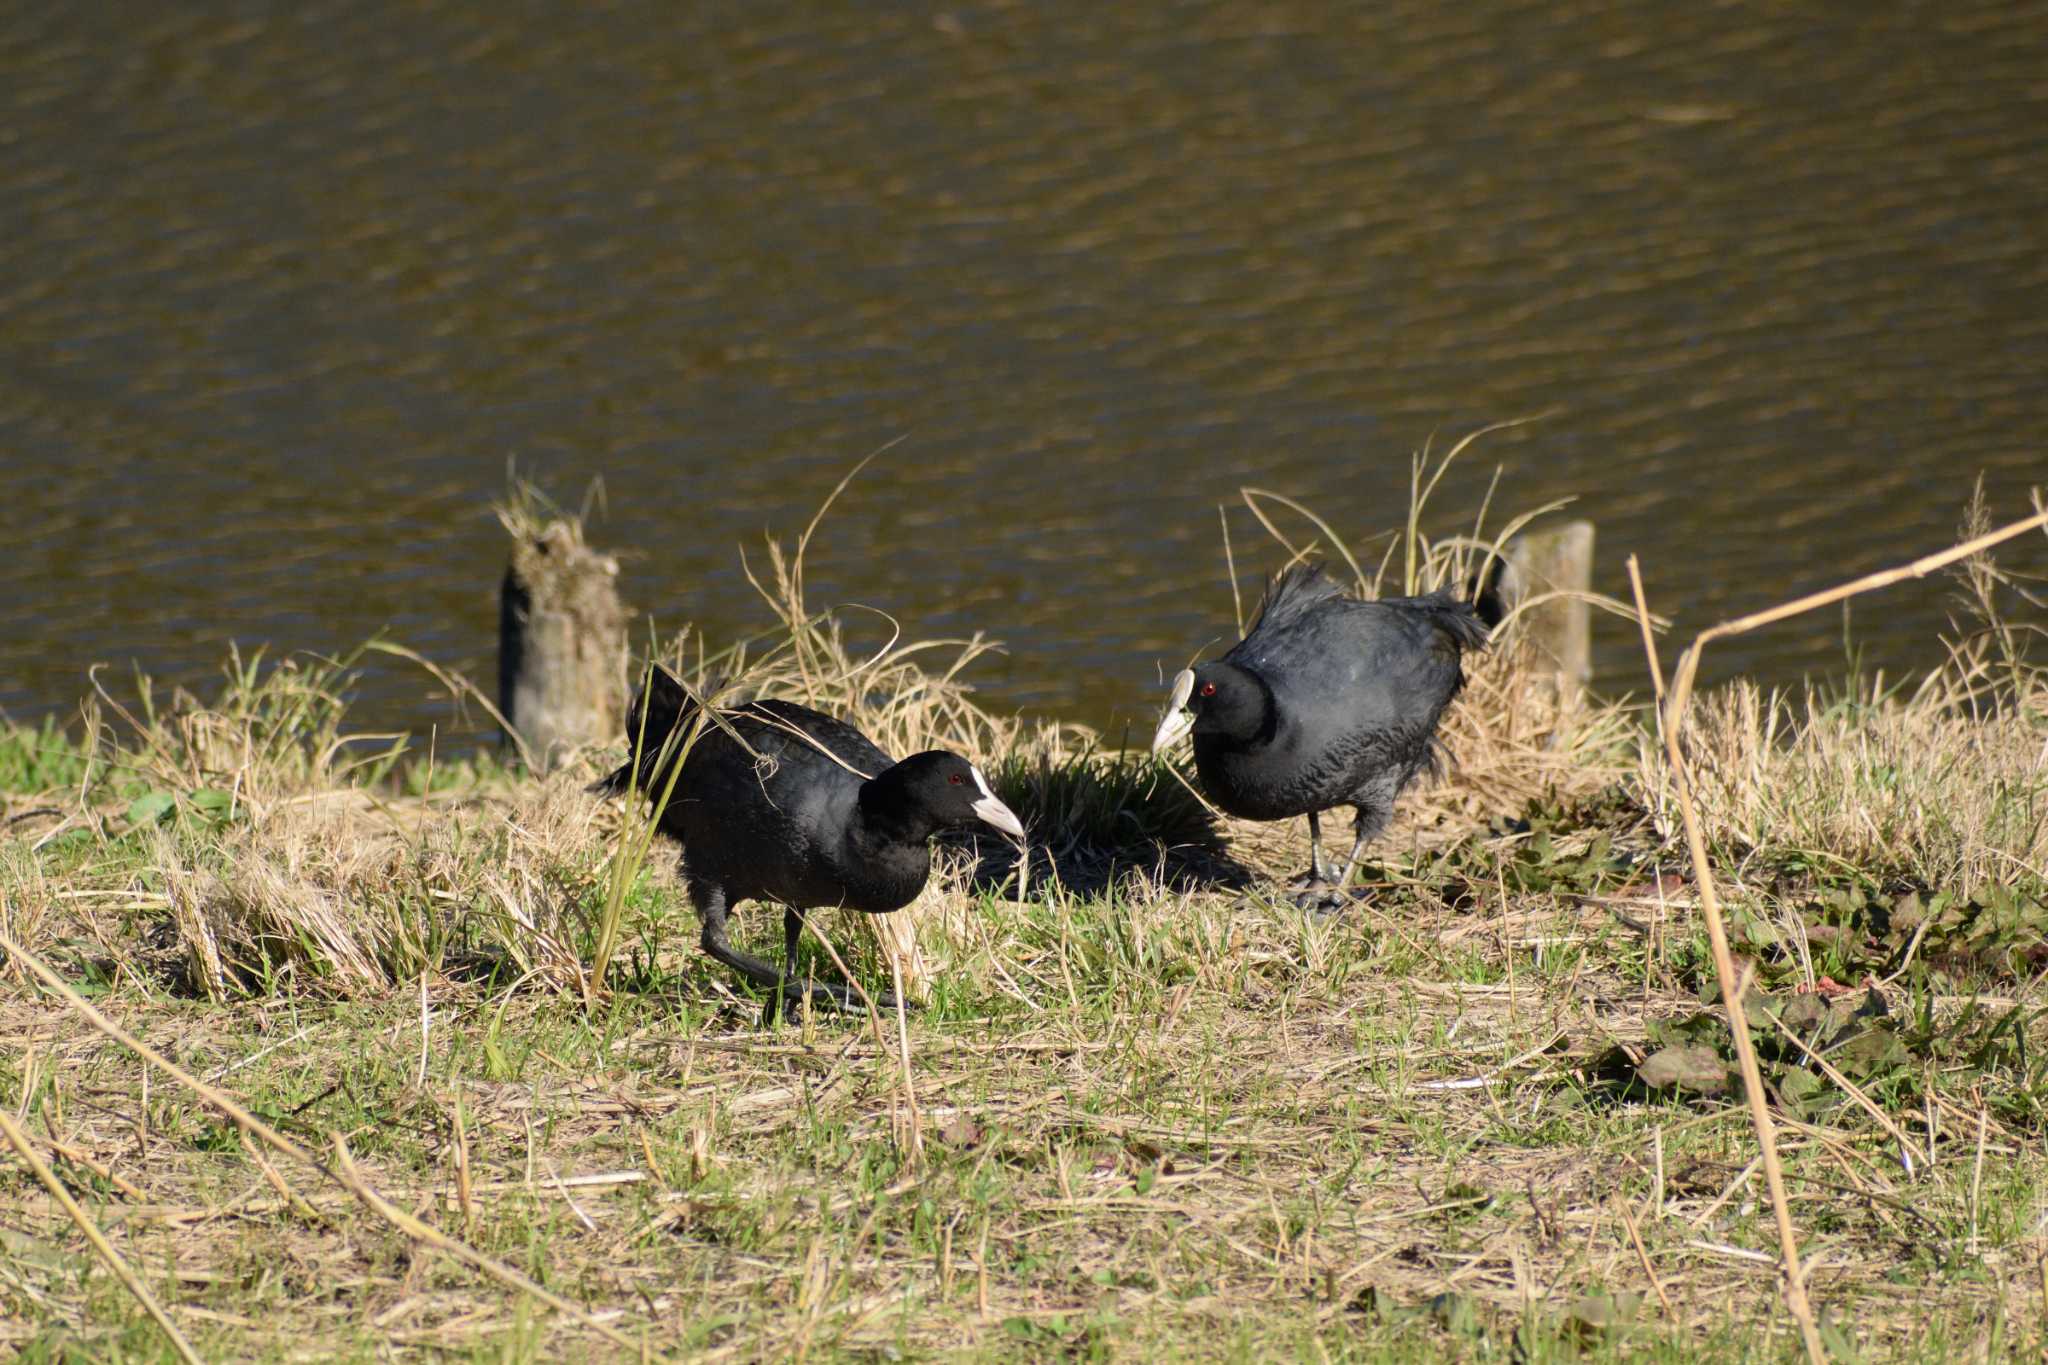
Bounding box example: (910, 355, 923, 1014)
(594, 667, 889, 800)
(1227, 564, 1489, 704)
(1237, 562, 1351, 639)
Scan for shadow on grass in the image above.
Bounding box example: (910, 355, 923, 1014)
(960, 747, 1256, 900)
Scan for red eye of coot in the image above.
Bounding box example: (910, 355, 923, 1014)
(948, 772, 964, 785)
(1199, 681, 1217, 697)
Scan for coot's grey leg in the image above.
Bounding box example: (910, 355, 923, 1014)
(782, 906, 805, 985)
(762, 905, 901, 1023)
(1289, 793, 1393, 914)
(1323, 801, 1393, 903)
(764, 906, 871, 1023)
(694, 883, 788, 992)
(1287, 811, 1343, 895)
(757, 907, 808, 1026)
(1284, 811, 1350, 908)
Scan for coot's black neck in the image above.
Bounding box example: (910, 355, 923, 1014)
(856, 763, 948, 845)
(839, 766, 942, 912)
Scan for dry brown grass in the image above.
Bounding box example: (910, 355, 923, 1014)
(1647, 493, 2048, 898)
(157, 778, 621, 1001)
(7, 456, 2048, 1360)
(1669, 671, 2047, 893)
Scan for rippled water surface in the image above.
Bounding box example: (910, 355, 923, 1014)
(4, 2, 2045, 738)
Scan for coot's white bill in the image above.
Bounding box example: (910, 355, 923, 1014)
(968, 764, 1026, 839)
(1151, 668, 1197, 754)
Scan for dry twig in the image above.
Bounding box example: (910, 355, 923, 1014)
(1630, 555, 1825, 1364)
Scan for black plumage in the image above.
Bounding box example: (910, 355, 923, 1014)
(595, 666, 1023, 1016)
(1152, 564, 1488, 907)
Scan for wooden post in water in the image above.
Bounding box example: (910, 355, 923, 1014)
(1477, 520, 1595, 692)
(498, 516, 628, 772)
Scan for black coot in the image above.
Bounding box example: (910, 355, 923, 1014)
(1151, 564, 1488, 908)
(596, 666, 1024, 1016)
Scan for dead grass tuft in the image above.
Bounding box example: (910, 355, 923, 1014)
(1652, 491, 2048, 897)
(157, 778, 618, 1000)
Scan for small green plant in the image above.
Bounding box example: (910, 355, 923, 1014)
(0, 715, 91, 794)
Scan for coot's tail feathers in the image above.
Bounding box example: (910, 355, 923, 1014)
(1390, 590, 1492, 655)
(589, 664, 698, 798)
(1412, 596, 1490, 778)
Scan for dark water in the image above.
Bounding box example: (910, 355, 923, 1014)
(4, 2, 2045, 742)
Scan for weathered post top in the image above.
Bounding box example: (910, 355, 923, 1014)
(1475, 520, 1595, 693)
(498, 514, 628, 773)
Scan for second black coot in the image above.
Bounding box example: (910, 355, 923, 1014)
(1151, 564, 1488, 908)
(596, 666, 1024, 1016)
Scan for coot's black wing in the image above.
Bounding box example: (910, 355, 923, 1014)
(1228, 567, 1487, 792)
(594, 667, 896, 797)
(1230, 568, 1484, 703)
(1338, 591, 1486, 731)
(729, 699, 894, 778)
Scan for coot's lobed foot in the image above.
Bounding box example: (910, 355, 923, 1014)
(762, 979, 904, 1024)
(1286, 881, 1358, 914)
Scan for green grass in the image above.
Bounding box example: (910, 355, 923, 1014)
(0, 716, 93, 794)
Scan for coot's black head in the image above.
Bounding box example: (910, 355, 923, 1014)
(862, 751, 1025, 841)
(1151, 661, 1268, 752)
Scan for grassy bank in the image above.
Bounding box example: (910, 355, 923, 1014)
(4, 476, 2047, 1361)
